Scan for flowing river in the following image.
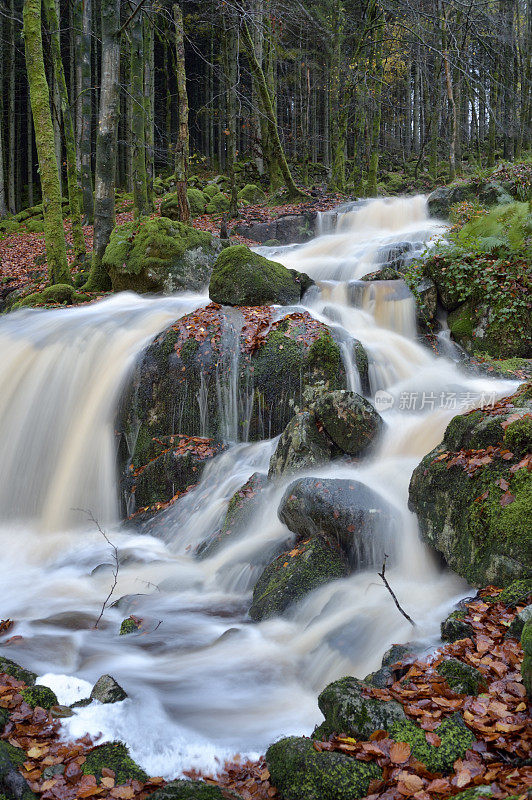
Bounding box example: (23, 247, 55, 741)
(0, 196, 517, 778)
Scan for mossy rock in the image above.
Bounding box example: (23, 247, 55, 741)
(202, 184, 221, 199)
(268, 412, 335, 478)
(507, 603, 532, 638)
(313, 391, 383, 456)
(0, 708, 8, 734)
(103, 217, 221, 293)
(147, 780, 242, 800)
(436, 658, 485, 695)
(82, 742, 148, 785)
(187, 188, 207, 216)
(237, 184, 267, 205)
(521, 618, 532, 696)
(0, 220, 21, 235)
(0, 657, 36, 686)
(205, 194, 230, 214)
(119, 617, 141, 635)
(489, 578, 532, 607)
(20, 685, 58, 710)
(389, 714, 475, 774)
(315, 676, 406, 741)
(249, 536, 349, 621)
(441, 610, 475, 643)
(25, 219, 44, 234)
(409, 395, 532, 586)
(0, 741, 37, 800)
(266, 736, 381, 800)
(209, 245, 310, 307)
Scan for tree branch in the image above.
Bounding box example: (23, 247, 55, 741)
(378, 555, 416, 627)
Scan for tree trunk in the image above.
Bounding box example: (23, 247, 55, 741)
(80, 0, 94, 222)
(8, 0, 16, 213)
(23, 0, 70, 284)
(27, 87, 34, 207)
(241, 21, 305, 200)
(0, 10, 7, 219)
(83, 0, 121, 291)
(223, 6, 239, 217)
(366, 28, 384, 196)
(173, 3, 190, 223)
(43, 0, 86, 262)
(144, 1, 155, 209)
(130, 5, 148, 217)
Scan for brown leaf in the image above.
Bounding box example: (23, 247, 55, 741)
(390, 741, 411, 764)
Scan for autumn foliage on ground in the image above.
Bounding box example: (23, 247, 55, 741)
(1, 587, 530, 800)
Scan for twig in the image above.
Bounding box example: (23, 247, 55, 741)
(378, 555, 416, 627)
(74, 508, 119, 629)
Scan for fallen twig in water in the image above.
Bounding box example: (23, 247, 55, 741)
(378, 555, 416, 627)
(74, 508, 119, 628)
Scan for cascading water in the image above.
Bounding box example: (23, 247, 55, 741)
(0, 196, 517, 779)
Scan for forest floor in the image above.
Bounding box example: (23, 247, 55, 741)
(0, 586, 530, 799)
(0, 192, 343, 302)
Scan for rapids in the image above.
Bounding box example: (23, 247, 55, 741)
(0, 195, 517, 778)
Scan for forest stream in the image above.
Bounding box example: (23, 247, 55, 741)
(0, 196, 518, 778)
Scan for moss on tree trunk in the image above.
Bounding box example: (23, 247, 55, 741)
(23, 0, 71, 285)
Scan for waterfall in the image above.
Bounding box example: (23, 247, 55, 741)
(0, 195, 517, 779)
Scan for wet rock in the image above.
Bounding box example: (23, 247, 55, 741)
(0, 657, 37, 686)
(209, 245, 311, 307)
(278, 478, 396, 569)
(90, 675, 127, 704)
(20, 685, 58, 710)
(441, 610, 475, 643)
(0, 740, 37, 799)
(148, 780, 243, 799)
(233, 212, 316, 245)
(0, 708, 8, 733)
(268, 412, 335, 478)
(131, 439, 224, 510)
(364, 643, 419, 686)
(409, 388, 532, 586)
(81, 742, 148, 784)
(375, 241, 413, 271)
(408, 275, 438, 328)
(507, 604, 532, 639)
(389, 714, 475, 773)
(314, 677, 407, 740)
(197, 472, 268, 558)
(313, 391, 383, 456)
(436, 658, 485, 695)
(103, 217, 221, 293)
(427, 184, 478, 218)
(42, 764, 65, 780)
(119, 617, 142, 635)
(521, 618, 532, 696)
(249, 537, 349, 621)
(266, 736, 381, 800)
(50, 705, 74, 718)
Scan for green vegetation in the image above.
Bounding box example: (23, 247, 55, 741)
(82, 742, 148, 785)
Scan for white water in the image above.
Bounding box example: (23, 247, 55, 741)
(0, 196, 517, 779)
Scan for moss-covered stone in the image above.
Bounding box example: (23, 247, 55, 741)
(266, 736, 381, 800)
(147, 780, 242, 800)
(0, 741, 37, 800)
(249, 536, 349, 621)
(436, 658, 485, 695)
(103, 217, 221, 293)
(184, 188, 207, 216)
(507, 603, 532, 638)
(409, 396, 532, 586)
(315, 676, 406, 740)
(205, 194, 230, 214)
(20, 685, 58, 710)
(491, 578, 532, 607)
(0, 657, 37, 686)
(81, 742, 148, 785)
(119, 617, 140, 635)
(209, 245, 308, 307)
(268, 412, 335, 478)
(313, 391, 383, 456)
(26, 219, 44, 233)
(202, 184, 221, 199)
(521, 618, 532, 696)
(441, 610, 475, 643)
(389, 714, 475, 774)
(306, 332, 341, 383)
(0, 708, 9, 734)
(237, 184, 267, 205)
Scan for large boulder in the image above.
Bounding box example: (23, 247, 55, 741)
(0, 740, 37, 799)
(103, 217, 221, 293)
(233, 212, 317, 245)
(249, 536, 349, 621)
(313, 391, 383, 456)
(266, 736, 381, 800)
(82, 742, 148, 784)
(268, 412, 336, 478)
(0, 657, 37, 686)
(409, 387, 532, 586)
(209, 245, 312, 306)
(237, 184, 267, 205)
(118, 308, 346, 477)
(388, 715, 475, 773)
(314, 677, 406, 740)
(278, 478, 396, 569)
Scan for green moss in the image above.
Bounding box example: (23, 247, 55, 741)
(82, 742, 148, 785)
(441, 610, 474, 643)
(448, 302, 473, 339)
(26, 219, 44, 233)
(237, 184, 267, 204)
(205, 193, 230, 214)
(0, 657, 37, 685)
(521, 619, 532, 695)
(147, 780, 242, 800)
(389, 715, 475, 774)
(119, 617, 139, 635)
(21, 685, 58, 710)
(180, 338, 200, 363)
(306, 332, 341, 383)
(249, 537, 349, 621)
(503, 415, 532, 456)
(0, 708, 9, 733)
(186, 188, 206, 216)
(202, 184, 221, 199)
(266, 736, 381, 800)
(489, 578, 532, 607)
(209, 245, 302, 306)
(316, 676, 407, 740)
(436, 658, 485, 695)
